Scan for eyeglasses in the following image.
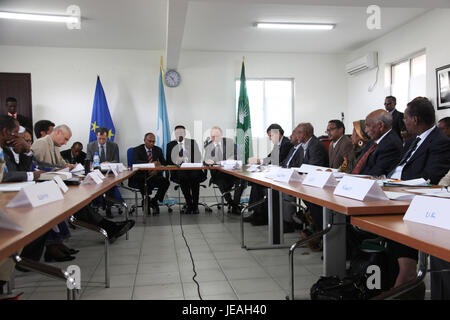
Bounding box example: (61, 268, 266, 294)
(325, 127, 337, 133)
(384, 102, 393, 105)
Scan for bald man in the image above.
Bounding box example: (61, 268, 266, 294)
(352, 109, 403, 177)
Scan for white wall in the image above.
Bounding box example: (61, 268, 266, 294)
(346, 8, 450, 123)
(0, 46, 347, 161)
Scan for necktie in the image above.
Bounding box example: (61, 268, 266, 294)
(398, 137, 421, 166)
(351, 142, 377, 174)
(179, 144, 184, 157)
(100, 145, 106, 163)
(7, 112, 17, 119)
(148, 149, 153, 162)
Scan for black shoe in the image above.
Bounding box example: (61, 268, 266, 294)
(231, 204, 242, 215)
(56, 243, 79, 255)
(150, 199, 160, 215)
(181, 204, 191, 214)
(108, 220, 134, 244)
(192, 206, 199, 214)
(105, 207, 113, 218)
(15, 265, 30, 273)
(44, 246, 76, 262)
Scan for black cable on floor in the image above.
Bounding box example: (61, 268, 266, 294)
(179, 211, 203, 300)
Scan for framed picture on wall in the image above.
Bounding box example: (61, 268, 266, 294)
(436, 64, 450, 110)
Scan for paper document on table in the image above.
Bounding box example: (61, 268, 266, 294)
(295, 164, 337, 174)
(246, 165, 260, 172)
(70, 163, 85, 173)
(180, 163, 203, 168)
(383, 178, 430, 187)
(0, 208, 23, 231)
(383, 191, 416, 201)
(404, 188, 450, 198)
(0, 182, 36, 192)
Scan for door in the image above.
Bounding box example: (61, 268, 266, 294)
(0, 72, 33, 129)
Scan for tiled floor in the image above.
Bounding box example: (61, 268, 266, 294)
(7, 205, 431, 300)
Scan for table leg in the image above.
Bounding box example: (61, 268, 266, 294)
(144, 171, 148, 224)
(323, 208, 346, 278)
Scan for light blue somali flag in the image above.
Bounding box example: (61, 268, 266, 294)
(156, 66, 171, 156)
(89, 76, 115, 143)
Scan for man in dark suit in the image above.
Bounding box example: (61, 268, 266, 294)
(295, 123, 329, 235)
(60, 142, 86, 164)
(5, 97, 32, 132)
(327, 120, 352, 168)
(386, 98, 450, 295)
(86, 127, 120, 217)
(245, 124, 293, 225)
(166, 125, 206, 214)
(384, 96, 406, 140)
(86, 127, 119, 163)
(353, 109, 403, 177)
(130, 132, 170, 214)
(204, 126, 245, 214)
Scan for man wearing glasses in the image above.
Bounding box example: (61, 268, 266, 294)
(326, 120, 352, 168)
(384, 96, 406, 139)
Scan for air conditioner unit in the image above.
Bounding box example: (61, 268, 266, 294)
(345, 52, 378, 75)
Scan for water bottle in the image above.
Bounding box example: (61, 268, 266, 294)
(93, 152, 100, 169)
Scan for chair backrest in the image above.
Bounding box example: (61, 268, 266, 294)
(127, 147, 134, 168)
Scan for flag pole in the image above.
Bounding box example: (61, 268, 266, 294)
(160, 56, 164, 78)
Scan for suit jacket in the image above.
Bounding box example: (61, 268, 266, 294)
(31, 135, 67, 167)
(359, 130, 403, 177)
(86, 140, 119, 163)
(439, 169, 450, 186)
(204, 137, 236, 163)
(263, 136, 293, 166)
(130, 144, 166, 187)
(281, 136, 329, 168)
(328, 135, 352, 169)
(391, 109, 406, 140)
(15, 114, 32, 131)
(394, 127, 450, 185)
(2, 147, 33, 182)
(166, 138, 204, 181)
(60, 149, 87, 164)
(304, 135, 329, 167)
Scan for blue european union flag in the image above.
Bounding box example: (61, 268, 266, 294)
(89, 76, 115, 143)
(156, 66, 171, 156)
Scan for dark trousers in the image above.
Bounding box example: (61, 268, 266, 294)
(304, 201, 323, 232)
(431, 256, 450, 300)
(211, 171, 245, 205)
(20, 233, 48, 261)
(248, 183, 268, 222)
(140, 174, 170, 203)
(174, 170, 205, 208)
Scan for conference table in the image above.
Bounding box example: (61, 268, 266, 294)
(0, 170, 136, 298)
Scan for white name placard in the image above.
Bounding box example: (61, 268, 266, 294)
(403, 195, 450, 230)
(273, 168, 303, 183)
(81, 172, 104, 185)
(93, 169, 105, 180)
(132, 163, 155, 170)
(180, 163, 203, 168)
(7, 181, 64, 208)
(0, 208, 23, 231)
(53, 176, 69, 193)
(334, 176, 388, 201)
(302, 171, 338, 188)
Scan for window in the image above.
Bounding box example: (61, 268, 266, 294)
(391, 53, 426, 112)
(235, 79, 294, 138)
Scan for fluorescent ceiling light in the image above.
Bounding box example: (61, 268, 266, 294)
(0, 11, 79, 24)
(255, 22, 335, 30)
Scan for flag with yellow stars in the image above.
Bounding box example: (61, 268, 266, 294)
(89, 76, 115, 142)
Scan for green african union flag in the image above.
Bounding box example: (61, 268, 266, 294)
(236, 60, 253, 164)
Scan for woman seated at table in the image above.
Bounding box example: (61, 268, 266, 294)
(338, 120, 370, 173)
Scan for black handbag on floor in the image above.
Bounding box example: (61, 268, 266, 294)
(310, 275, 371, 300)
